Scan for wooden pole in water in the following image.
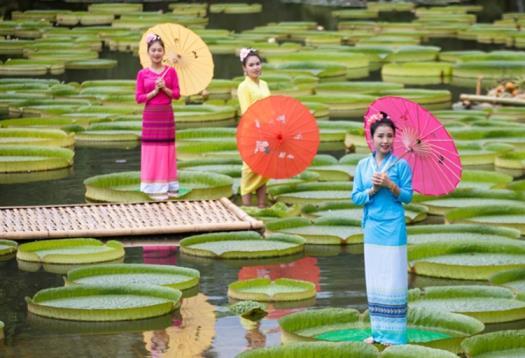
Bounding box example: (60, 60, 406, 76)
(460, 94, 525, 106)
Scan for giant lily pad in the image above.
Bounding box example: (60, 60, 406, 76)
(384, 46, 441, 63)
(408, 239, 525, 280)
(445, 205, 525, 234)
(459, 170, 513, 189)
(381, 345, 456, 358)
(228, 278, 316, 302)
(180, 231, 304, 259)
(26, 284, 181, 321)
(407, 224, 521, 245)
(0, 239, 17, 261)
(495, 150, 525, 170)
(307, 162, 354, 181)
(0, 239, 17, 254)
(0, 128, 75, 147)
(237, 342, 378, 358)
(297, 93, 375, 118)
(415, 188, 525, 216)
(66, 263, 199, 292)
(17, 257, 125, 275)
(454, 61, 525, 80)
(241, 202, 301, 223)
(382, 62, 452, 85)
(17, 238, 124, 264)
(279, 307, 484, 352)
(84, 170, 232, 203)
(209, 3, 262, 14)
(266, 216, 362, 245)
(303, 201, 428, 224)
(461, 329, 525, 358)
(0, 145, 74, 173)
(409, 285, 525, 323)
(490, 268, 525, 294)
(316, 81, 403, 95)
(269, 182, 352, 205)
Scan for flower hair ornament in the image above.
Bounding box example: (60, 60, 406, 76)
(239, 47, 256, 62)
(366, 111, 390, 126)
(145, 33, 160, 44)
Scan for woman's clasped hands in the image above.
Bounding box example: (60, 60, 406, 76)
(155, 78, 165, 90)
(370, 172, 399, 196)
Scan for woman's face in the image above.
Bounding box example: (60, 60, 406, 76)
(372, 124, 394, 155)
(243, 55, 262, 79)
(148, 42, 164, 64)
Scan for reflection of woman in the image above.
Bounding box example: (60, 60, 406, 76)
(150, 330, 170, 357)
(136, 33, 181, 201)
(143, 294, 215, 357)
(237, 48, 270, 208)
(351, 112, 413, 346)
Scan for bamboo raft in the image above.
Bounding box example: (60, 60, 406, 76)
(0, 198, 264, 240)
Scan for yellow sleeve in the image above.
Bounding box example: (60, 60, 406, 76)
(237, 82, 252, 115)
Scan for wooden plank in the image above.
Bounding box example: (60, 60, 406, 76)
(0, 198, 264, 240)
(460, 94, 525, 106)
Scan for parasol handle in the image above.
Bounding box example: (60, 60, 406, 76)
(159, 68, 169, 80)
(381, 149, 411, 173)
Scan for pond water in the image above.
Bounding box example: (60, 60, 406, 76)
(1, 0, 525, 357)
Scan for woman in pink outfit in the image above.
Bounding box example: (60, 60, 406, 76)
(135, 33, 181, 201)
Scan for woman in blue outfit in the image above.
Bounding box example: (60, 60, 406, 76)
(351, 111, 413, 346)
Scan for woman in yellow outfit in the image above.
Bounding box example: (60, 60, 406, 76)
(237, 48, 270, 208)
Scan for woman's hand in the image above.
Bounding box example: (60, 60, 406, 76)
(155, 78, 165, 89)
(372, 172, 399, 195)
(371, 172, 389, 187)
(148, 87, 159, 100)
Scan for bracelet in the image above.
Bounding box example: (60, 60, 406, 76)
(389, 182, 398, 192)
(368, 187, 376, 196)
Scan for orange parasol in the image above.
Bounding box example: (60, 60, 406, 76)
(236, 95, 319, 179)
(139, 23, 214, 96)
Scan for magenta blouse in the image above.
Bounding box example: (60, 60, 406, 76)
(135, 66, 181, 105)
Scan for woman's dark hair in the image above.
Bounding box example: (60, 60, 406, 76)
(241, 50, 262, 66)
(370, 111, 396, 137)
(147, 34, 165, 51)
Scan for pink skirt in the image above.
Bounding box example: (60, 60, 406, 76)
(140, 104, 178, 194)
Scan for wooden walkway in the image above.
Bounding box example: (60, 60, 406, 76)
(0, 198, 264, 240)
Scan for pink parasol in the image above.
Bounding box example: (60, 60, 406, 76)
(364, 96, 462, 196)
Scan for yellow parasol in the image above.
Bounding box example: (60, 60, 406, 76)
(139, 23, 214, 97)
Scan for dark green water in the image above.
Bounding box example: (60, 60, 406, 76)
(1, 1, 525, 357)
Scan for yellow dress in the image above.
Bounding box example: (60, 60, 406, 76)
(237, 76, 271, 195)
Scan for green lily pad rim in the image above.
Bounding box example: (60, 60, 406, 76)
(26, 284, 182, 321)
(460, 329, 525, 356)
(66, 263, 200, 290)
(228, 277, 316, 302)
(17, 238, 124, 264)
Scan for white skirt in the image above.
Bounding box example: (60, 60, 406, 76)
(364, 243, 408, 344)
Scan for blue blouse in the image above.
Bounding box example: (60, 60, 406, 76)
(351, 152, 413, 228)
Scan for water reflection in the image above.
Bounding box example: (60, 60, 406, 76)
(28, 311, 172, 336)
(142, 245, 178, 266)
(143, 293, 215, 358)
(238, 256, 321, 290)
(16, 257, 125, 274)
(0, 168, 72, 185)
